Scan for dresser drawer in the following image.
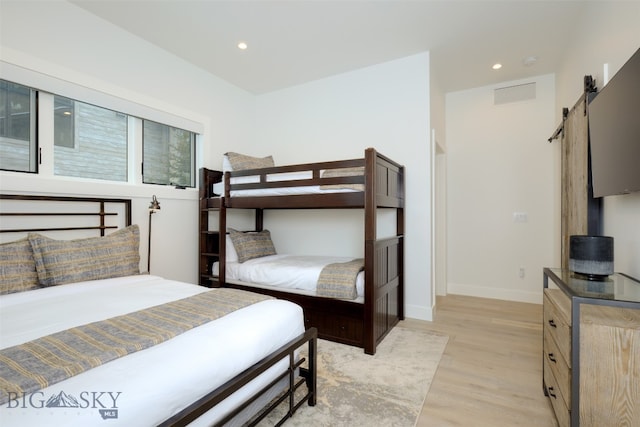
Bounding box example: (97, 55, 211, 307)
(543, 326, 571, 407)
(544, 357, 571, 427)
(544, 289, 572, 367)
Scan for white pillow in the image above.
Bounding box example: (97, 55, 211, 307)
(222, 155, 233, 173)
(226, 235, 239, 262)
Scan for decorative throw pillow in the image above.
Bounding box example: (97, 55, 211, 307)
(225, 152, 275, 171)
(225, 235, 239, 263)
(228, 228, 276, 263)
(29, 225, 141, 287)
(0, 238, 39, 295)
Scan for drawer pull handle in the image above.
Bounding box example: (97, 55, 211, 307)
(548, 386, 557, 399)
(548, 319, 557, 328)
(548, 353, 556, 363)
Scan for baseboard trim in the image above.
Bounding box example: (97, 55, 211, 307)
(405, 303, 434, 322)
(446, 282, 542, 304)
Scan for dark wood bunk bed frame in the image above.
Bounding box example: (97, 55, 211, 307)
(199, 147, 404, 355)
(0, 193, 317, 427)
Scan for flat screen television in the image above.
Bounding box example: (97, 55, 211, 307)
(588, 47, 640, 198)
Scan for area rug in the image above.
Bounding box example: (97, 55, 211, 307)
(260, 324, 448, 426)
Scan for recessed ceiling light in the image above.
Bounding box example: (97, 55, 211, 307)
(492, 63, 502, 70)
(237, 42, 248, 50)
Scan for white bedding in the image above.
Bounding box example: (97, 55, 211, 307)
(0, 275, 305, 426)
(212, 171, 360, 197)
(213, 254, 365, 302)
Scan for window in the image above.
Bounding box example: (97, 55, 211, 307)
(53, 96, 74, 148)
(0, 80, 37, 172)
(143, 120, 195, 187)
(53, 95, 128, 182)
(0, 77, 199, 187)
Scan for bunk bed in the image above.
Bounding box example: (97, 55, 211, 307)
(199, 147, 404, 355)
(0, 194, 317, 427)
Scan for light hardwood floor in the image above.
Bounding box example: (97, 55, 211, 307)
(405, 294, 558, 427)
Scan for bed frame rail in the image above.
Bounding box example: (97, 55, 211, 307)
(215, 147, 404, 210)
(0, 194, 132, 239)
(159, 327, 318, 427)
(226, 158, 364, 190)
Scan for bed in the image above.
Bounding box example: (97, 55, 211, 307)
(199, 147, 404, 355)
(0, 194, 317, 426)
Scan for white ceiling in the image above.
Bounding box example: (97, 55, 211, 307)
(71, 0, 588, 94)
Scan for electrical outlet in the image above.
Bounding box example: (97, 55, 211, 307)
(518, 268, 525, 278)
(513, 212, 528, 223)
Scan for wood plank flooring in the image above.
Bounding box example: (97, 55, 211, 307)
(404, 294, 558, 427)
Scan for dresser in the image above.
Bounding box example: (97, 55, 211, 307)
(542, 268, 640, 427)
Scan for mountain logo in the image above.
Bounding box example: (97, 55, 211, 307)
(45, 391, 80, 408)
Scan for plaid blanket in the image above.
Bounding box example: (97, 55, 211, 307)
(0, 288, 271, 404)
(319, 167, 365, 191)
(317, 258, 364, 300)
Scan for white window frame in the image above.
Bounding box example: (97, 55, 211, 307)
(0, 61, 203, 194)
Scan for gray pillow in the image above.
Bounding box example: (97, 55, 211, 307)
(225, 152, 275, 171)
(0, 238, 39, 295)
(29, 225, 140, 287)
(228, 228, 277, 263)
(320, 166, 365, 190)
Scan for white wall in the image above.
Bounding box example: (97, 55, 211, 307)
(429, 69, 448, 302)
(555, 1, 640, 279)
(0, 2, 434, 319)
(0, 1, 256, 284)
(252, 53, 434, 320)
(445, 1, 640, 304)
(446, 74, 557, 303)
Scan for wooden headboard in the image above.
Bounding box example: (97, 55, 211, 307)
(0, 194, 132, 243)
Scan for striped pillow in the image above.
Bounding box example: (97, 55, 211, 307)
(228, 228, 276, 263)
(29, 225, 140, 287)
(320, 166, 365, 190)
(0, 238, 39, 295)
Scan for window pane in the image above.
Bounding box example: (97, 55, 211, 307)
(54, 95, 128, 181)
(143, 120, 195, 187)
(0, 80, 37, 172)
(54, 97, 74, 148)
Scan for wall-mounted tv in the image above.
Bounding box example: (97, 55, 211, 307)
(588, 47, 640, 198)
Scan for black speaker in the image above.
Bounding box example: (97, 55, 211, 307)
(569, 235, 614, 280)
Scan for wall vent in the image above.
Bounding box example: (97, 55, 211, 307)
(494, 82, 536, 105)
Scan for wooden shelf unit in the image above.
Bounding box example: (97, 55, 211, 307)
(198, 169, 224, 287)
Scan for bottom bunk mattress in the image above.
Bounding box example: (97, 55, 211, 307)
(0, 274, 306, 426)
(213, 254, 365, 302)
